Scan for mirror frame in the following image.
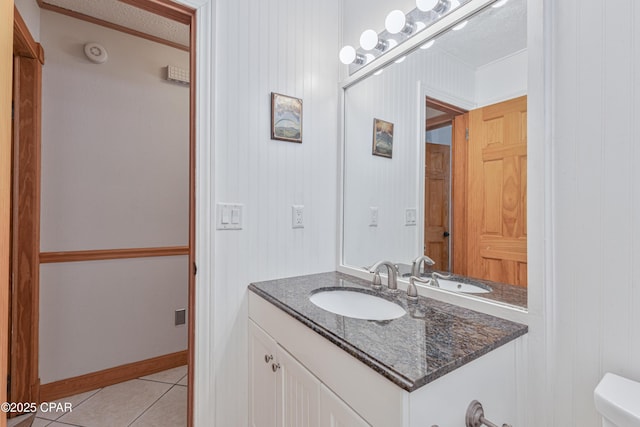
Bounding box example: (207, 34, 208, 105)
(337, 0, 529, 324)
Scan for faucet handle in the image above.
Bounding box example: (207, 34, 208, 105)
(372, 272, 382, 290)
(407, 276, 432, 300)
(432, 271, 452, 279)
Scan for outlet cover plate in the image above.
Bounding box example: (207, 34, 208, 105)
(175, 309, 186, 326)
(292, 205, 304, 228)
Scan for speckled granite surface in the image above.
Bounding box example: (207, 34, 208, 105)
(249, 271, 528, 392)
(397, 265, 528, 309)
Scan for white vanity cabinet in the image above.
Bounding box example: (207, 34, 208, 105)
(249, 320, 368, 427)
(249, 290, 524, 427)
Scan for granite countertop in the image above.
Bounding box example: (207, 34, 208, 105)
(249, 271, 528, 392)
(396, 265, 528, 308)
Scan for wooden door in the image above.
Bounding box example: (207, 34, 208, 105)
(424, 143, 451, 271)
(467, 96, 527, 286)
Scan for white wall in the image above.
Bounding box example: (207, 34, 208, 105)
(426, 125, 452, 145)
(39, 11, 189, 383)
(475, 49, 528, 107)
(15, 0, 40, 41)
(212, 0, 341, 424)
(343, 47, 475, 269)
(540, 0, 640, 425)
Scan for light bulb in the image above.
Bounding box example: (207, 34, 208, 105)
(450, 0, 461, 9)
(452, 20, 468, 31)
(360, 29, 379, 51)
(365, 53, 375, 64)
(339, 46, 356, 64)
(416, 0, 438, 11)
(385, 10, 406, 34)
(415, 22, 426, 32)
(387, 39, 398, 49)
(492, 0, 509, 7)
(420, 39, 435, 49)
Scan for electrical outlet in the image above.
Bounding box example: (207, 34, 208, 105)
(292, 205, 304, 228)
(405, 208, 417, 226)
(175, 309, 186, 326)
(369, 207, 379, 227)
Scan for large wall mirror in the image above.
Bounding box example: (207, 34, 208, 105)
(342, 0, 528, 309)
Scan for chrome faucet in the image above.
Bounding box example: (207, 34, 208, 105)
(411, 255, 435, 277)
(406, 275, 431, 301)
(431, 271, 452, 287)
(368, 260, 399, 291)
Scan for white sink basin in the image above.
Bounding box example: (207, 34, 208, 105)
(435, 278, 490, 294)
(309, 289, 406, 321)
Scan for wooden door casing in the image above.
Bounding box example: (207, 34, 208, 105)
(467, 96, 527, 286)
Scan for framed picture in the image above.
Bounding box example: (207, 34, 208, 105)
(372, 118, 394, 158)
(271, 92, 302, 143)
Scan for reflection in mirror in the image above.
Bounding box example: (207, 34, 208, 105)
(342, 0, 528, 308)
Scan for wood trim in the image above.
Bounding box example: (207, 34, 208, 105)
(2, 4, 14, 427)
(39, 246, 190, 263)
(426, 97, 468, 116)
(119, 0, 195, 25)
(187, 11, 196, 427)
(451, 113, 468, 275)
(10, 54, 42, 409)
(39, 350, 188, 402)
(36, 0, 189, 52)
(13, 6, 45, 64)
(426, 116, 453, 131)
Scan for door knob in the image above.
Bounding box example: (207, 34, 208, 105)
(443, 231, 450, 238)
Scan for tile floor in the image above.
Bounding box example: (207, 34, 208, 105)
(32, 365, 188, 427)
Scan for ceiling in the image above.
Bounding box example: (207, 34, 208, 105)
(434, 0, 527, 69)
(41, 0, 190, 47)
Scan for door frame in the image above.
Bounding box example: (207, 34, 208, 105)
(9, 7, 45, 413)
(8, 1, 200, 426)
(423, 96, 468, 273)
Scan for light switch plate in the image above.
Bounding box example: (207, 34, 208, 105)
(216, 203, 243, 230)
(405, 208, 417, 226)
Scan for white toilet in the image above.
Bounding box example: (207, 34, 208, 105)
(595, 373, 640, 427)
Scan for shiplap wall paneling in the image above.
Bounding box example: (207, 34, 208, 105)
(212, 0, 341, 425)
(550, 0, 640, 425)
(343, 46, 476, 268)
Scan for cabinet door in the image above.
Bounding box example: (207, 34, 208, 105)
(319, 384, 370, 427)
(276, 344, 320, 427)
(249, 321, 279, 427)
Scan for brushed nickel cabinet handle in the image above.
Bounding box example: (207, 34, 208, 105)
(271, 363, 280, 372)
(264, 354, 273, 363)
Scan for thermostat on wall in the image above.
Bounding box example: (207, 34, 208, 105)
(84, 42, 108, 64)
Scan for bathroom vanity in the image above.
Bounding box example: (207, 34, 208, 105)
(248, 272, 527, 427)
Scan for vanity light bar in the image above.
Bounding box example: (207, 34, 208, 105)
(339, 0, 474, 73)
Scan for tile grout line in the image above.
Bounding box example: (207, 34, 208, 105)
(37, 388, 103, 423)
(126, 384, 179, 427)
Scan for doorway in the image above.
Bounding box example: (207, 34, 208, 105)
(8, 1, 198, 425)
(424, 95, 528, 286)
(424, 97, 467, 272)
